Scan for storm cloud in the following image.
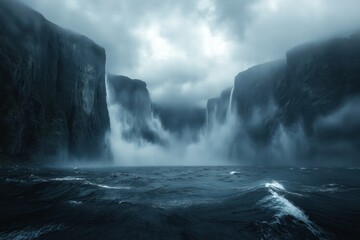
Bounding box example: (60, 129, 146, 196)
(22, 0, 360, 106)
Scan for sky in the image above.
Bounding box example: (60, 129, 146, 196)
(22, 0, 360, 107)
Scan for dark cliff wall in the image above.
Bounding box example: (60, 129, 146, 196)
(221, 34, 360, 164)
(107, 74, 161, 144)
(107, 75, 152, 120)
(233, 60, 286, 146)
(0, 0, 110, 161)
(277, 35, 360, 132)
(277, 34, 360, 162)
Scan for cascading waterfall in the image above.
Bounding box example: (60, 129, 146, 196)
(199, 85, 239, 164)
(105, 73, 174, 165)
(227, 87, 234, 118)
(105, 73, 233, 166)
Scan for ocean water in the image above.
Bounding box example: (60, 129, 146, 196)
(0, 166, 359, 240)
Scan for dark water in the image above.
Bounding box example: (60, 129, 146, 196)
(0, 166, 359, 240)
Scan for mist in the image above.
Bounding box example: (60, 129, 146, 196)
(105, 75, 305, 167)
(106, 75, 234, 166)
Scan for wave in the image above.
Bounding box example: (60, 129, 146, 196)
(303, 183, 359, 193)
(49, 176, 131, 190)
(84, 181, 131, 190)
(319, 183, 343, 193)
(264, 180, 285, 190)
(67, 200, 82, 205)
(51, 177, 85, 181)
(0, 224, 64, 240)
(4, 178, 26, 183)
(259, 180, 325, 238)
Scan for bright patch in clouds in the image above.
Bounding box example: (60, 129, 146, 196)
(138, 24, 185, 61)
(200, 24, 230, 57)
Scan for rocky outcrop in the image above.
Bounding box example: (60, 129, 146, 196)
(0, 0, 110, 161)
(216, 33, 360, 164)
(107, 75, 162, 143)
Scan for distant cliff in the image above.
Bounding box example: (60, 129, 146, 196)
(107, 75, 163, 144)
(0, 0, 110, 162)
(153, 104, 206, 140)
(207, 88, 232, 129)
(210, 34, 360, 165)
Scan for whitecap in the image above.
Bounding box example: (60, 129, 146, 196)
(319, 187, 340, 193)
(230, 171, 240, 175)
(264, 190, 309, 222)
(85, 181, 131, 190)
(0, 224, 64, 240)
(264, 181, 304, 197)
(67, 200, 82, 205)
(29, 174, 40, 179)
(318, 183, 345, 193)
(155, 198, 216, 209)
(51, 176, 84, 181)
(49, 177, 130, 190)
(265, 180, 285, 191)
(259, 188, 323, 237)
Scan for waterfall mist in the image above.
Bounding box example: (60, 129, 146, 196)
(107, 107, 232, 166)
(105, 78, 310, 167)
(106, 75, 234, 166)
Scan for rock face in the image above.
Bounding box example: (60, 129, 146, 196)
(107, 75, 162, 143)
(0, 0, 110, 161)
(215, 34, 360, 164)
(233, 60, 286, 147)
(207, 88, 232, 129)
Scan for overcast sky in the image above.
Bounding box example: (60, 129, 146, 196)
(22, 0, 360, 107)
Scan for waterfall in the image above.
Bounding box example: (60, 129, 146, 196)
(227, 87, 234, 118)
(206, 103, 210, 130)
(105, 72, 233, 166)
(105, 73, 173, 165)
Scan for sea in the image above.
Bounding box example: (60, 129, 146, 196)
(0, 166, 359, 239)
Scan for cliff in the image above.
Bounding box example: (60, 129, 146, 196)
(206, 88, 232, 129)
(107, 75, 162, 144)
(233, 60, 286, 146)
(0, 0, 110, 161)
(214, 34, 360, 164)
